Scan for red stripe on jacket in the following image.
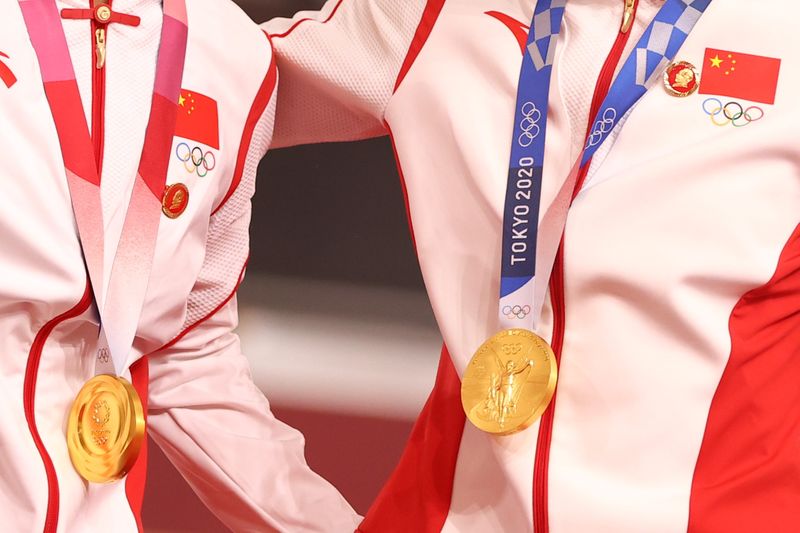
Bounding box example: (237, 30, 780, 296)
(688, 223, 800, 532)
(125, 359, 150, 531)
(358, 347, 465, 532)
(358, 2, 458, 530)
(212, 33, 278, 216)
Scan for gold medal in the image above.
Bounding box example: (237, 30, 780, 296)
(461, 329, 557, 436)
(67, 375, 145, 483)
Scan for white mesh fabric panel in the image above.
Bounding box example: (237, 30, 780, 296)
(558, 1, 619, 161)
(181, 89, 277, 329)
(558, 0, 663, 160)
(265, 0, 427, 147)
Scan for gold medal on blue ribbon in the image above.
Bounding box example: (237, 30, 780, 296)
(461, 329, 557, 435)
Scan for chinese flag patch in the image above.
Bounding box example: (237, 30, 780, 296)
(175, 89, 219, 149)
(699, 48, 781, 105)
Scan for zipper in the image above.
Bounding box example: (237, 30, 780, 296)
(621, 0, 636, 34)
(532, 2, 640, 532)
(95, 28, 106, 69)
(91, 0, 110, 173)
(23, 283, 93, 533)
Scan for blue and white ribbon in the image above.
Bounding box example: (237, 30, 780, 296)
(499, 0, 713, 331)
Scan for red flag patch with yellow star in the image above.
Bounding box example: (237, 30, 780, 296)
(175, 89, 219, 149)
(699, 48, 781, 105)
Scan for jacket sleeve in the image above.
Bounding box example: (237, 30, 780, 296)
(262, 0, 428, 148)
(144, 67, 360, 533)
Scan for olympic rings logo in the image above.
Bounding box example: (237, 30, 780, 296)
(517, 102, 542, 147)
(586, 108, 617, 148)
(503, 305, 531, 320)
(176, 142, 217, 177)
(702, 98, 764, 128)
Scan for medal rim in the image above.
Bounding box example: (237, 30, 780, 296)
(67, 374, 145, 484)
(461, 328, 558, 437)
(663, 60, 700, 98)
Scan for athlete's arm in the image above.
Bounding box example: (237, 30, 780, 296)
(262, 0, 428, 148)
(144, 67, 360, 532)
(146, 301, 359, 532)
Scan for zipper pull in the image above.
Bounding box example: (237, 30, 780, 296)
(621, 0, 635, 34)
(95, 28, 106, 69)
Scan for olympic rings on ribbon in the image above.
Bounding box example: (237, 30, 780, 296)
(176, 142, 217, 177)
(702, 98, 764, 128)
(502, 305, 531, 320)
(586, 107, 618, 148)
(517, 101, 542, 147)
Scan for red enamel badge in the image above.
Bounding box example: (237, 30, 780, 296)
(0, 51, 17, 88)
(699, 48, 781, 105)
(664, 61, 699, 97)
(162, 183, 189, 219)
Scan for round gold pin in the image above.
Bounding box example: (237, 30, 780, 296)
(95, 5, 112, 23)
(67, 375, 145, 483)
(461, 329, 558, 436)
(664, 61, 700, 97)
(162, 183, 189, 219)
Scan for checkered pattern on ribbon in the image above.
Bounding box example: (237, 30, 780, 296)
(634, 0, 710, 87)
(527, 0, 567, 71)
(581, 0, 712, 161)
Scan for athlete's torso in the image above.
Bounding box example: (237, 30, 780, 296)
(383, 0, 800, 531)
(0, 1, 271, 530)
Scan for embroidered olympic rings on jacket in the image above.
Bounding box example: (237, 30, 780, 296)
(503, 304, 531, 319)
(586, 107, 617, 148)
(702, 98, 764, 128)
(175, 142, 217, 176)
(517, 102, 542, 147)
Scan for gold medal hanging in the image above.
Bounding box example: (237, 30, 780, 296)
(67, 375, 145, 483)
(461, 329, 557, 436)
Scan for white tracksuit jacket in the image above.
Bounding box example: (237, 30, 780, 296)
(265, 0, 800, 531)
(0, 0, 360, 531)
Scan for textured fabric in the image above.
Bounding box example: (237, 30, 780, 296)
(268, 0, 800, 531)
(145, 77, 362, 532)
(0, 0, 358, 530)
(182, 84, 275, 328)
(148, 297, 360, 533)
(266, 0, 427, 147)
(141, 3, 360, 530)
(559, 0, 662, 160)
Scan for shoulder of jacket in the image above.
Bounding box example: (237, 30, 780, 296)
(187, 0, 272, 54)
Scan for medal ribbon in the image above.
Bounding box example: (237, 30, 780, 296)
(500, 0, 713, 332)
(20, 0, 188, 375)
